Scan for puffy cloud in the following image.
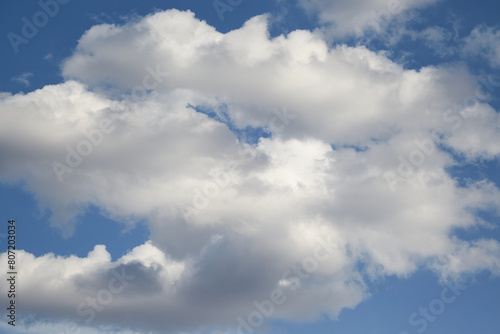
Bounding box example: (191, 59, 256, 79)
(1, 8, 500, 334)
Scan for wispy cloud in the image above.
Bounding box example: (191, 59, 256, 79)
(11, 72, 33, 87)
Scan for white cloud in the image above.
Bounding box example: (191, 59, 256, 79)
(1, 8, 500, 334)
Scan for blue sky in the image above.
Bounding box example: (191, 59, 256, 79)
(1, 1, 500, 334)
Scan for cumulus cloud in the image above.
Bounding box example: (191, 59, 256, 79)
(1, 8, 500, 334)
